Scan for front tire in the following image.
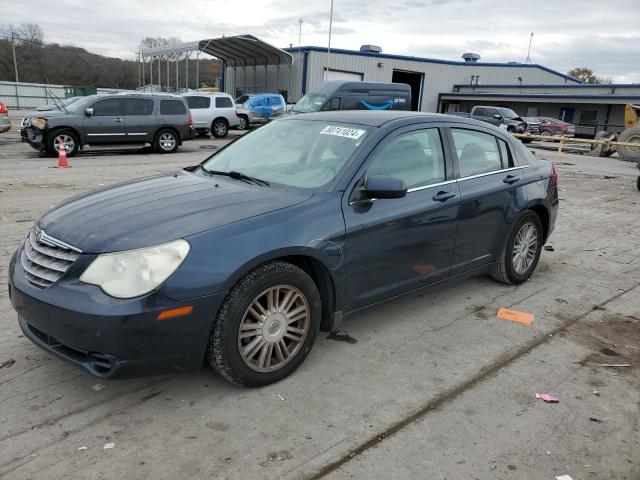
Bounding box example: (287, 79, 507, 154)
(490, 212, 543, 285)
(237, 115, 249, 130)
(47, 129, 79, 157)
(208, 261, 321, 387)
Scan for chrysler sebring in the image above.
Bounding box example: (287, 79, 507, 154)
(9, 111, 558, 387)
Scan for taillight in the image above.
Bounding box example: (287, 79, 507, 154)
(550, 164, 558, 187)
(0, 102, 6, 113)
(188, 114, 193, 127)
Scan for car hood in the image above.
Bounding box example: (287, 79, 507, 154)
(37, 170, 313, 253)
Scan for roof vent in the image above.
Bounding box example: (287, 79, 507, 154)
(360, 45, 382, 53)
(462, 53, 481, 62)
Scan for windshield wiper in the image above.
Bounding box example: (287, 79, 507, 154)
(201, 168, 270, 186)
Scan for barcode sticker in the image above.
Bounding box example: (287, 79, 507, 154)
(320, 126, 366, 140)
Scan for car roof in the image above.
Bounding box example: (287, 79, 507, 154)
(182, 92, 230, 97)
(281, 111, 488, 128)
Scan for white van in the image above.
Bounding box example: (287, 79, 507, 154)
(181, 93, 239, 138)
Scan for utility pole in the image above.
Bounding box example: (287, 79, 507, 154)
(11, 29, 19, 82)
(298, 18, 303, 57)
(324, 0, 334, 80)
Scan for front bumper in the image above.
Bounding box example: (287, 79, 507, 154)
(21, 127, 46, 150)
(8, 249, 225, 378)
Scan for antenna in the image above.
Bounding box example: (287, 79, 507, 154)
(525, 32, 534, 63)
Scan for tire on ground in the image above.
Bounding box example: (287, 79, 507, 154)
(211, 118, 229, 138)
(489, 211, 544, 285)
(207, 261, 321, 387)
(588, 131, 617, 157)
(47, 128, 79, 157)
(237, 115, 249, 130)
(617, 125, 640, 161)
(154, 129, 179, 154)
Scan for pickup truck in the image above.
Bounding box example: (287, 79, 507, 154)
(452, 106, 527, 133)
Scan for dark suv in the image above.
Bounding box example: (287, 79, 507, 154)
(21, 94, 194, 156)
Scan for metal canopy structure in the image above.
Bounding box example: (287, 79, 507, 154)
(138, 35, 292, 92)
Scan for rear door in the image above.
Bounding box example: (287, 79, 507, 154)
(214, 95, 236, 122)
(343, 124, 460, 309)
(446, 125, 528, 274)
(84, 97, 125, 144)
(185, 95, 211, 130)
(159, 99, 188, 138)
(123, 97, 155, 142)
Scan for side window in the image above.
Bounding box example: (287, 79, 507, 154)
(215, 97, 233, 108)
(124, 98, 153, 116)
(92, 98, 121, 116)
(187, 96, 211, 109)
(367, 129, 446, 189)
(485, 108, 499, 118)
(271, 96, 283, 106)
(498, 139, 513, 168)
(160, 100, 187, 115)
(451, 129, 503, 177)
(473, 107, 486, 117)
(341, 95, 365, 110)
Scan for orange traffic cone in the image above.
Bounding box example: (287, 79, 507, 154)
(57, 141, 69, 168)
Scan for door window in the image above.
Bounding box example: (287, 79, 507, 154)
(451, 129, 503, 177)
(92, 98, 122, 116)
(473, 107, 486, 117)
(160, 100, 187, 115)
(186, 96, 211, 109)
(367, 129, 446, 189)
(124, 98, 153, 115)
(215, 97, 233, 108)
(484, 108, 499, 118)
(578, 109, 599, 125)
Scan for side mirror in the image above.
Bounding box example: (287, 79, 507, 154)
(493, 114, 502, 120)
(364, 175, 407, 199)
(329, 97, 341, 111)
(85, 107, 94, 117)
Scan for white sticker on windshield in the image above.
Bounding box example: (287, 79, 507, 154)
(320, 126, 366, 140)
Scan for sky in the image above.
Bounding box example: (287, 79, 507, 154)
(4, 0, 640, 82)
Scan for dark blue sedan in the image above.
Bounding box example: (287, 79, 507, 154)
(8, 111, 558, 387)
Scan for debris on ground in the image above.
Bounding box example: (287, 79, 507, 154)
(535, 393, 559, 403)
(276, 393, 286, 401)
(555, 475, 574, 480)
(544, 245, 555, 251)
(0, 357, 16, 369)
(589, 417, 604, 423)
(497, 308, 534, 326)
(78, 446, 87, 451)
(103, 443, 116, 450)
(326, 331, 358, 344)
(597, 364, 630, 368)
(92, 383, 106, 392)
(592, 389, 600, 396)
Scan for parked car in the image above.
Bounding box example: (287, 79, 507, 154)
(181, 92, 239, 137)
(292, 81, 411, 114)
(9, 111, 558, 386)
(37, 96, 83, 112)
(0, 101, 11, 133)
(523, 117, 541, 135)
(235, 93, 287, 130)
(529, 117, 575, 137)
(454, 106, 527, 133)
(20, 94, 194, 156)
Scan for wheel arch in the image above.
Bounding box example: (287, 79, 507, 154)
(48, 126, 82, 146)
(527, 203, 550, 241)
(212, 116, 230, 127)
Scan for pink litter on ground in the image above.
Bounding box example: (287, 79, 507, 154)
(535, 393, 559, 403)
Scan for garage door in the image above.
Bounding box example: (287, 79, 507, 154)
(326, 70, 364, 82)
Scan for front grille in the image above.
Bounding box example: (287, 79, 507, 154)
(20, 226, 81, 288)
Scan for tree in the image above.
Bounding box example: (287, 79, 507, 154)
(567, 67, 608, 84)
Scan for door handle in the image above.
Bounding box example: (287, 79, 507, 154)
(503, 174, 520, 184)
(114, 117, 123, 123)
(432, 190, 456, 202)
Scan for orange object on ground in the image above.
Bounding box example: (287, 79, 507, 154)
(57, 141, 69, 168)
(496, 308, 534, 325)
(157, 306, 193, 320)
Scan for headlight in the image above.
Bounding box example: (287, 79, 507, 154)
(79, 239, 190, 299)
(31, 117, 47, 129)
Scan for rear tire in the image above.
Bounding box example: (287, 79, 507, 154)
(589, 131, 617, 157)
(207, 261, 321, 387)
(490, 211, 543, 285)
(154, 129, 179, 153)
(212, 118, 229, 138)
(617, 126, 640, 162)
(47, 129, 79, 157)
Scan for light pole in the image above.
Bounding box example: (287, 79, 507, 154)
(324, 0, 334, 80)
(298, 18, 303, 57)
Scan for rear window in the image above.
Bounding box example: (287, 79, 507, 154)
(160, 100, 187, 115)
(124, 98, 153, 115)
(215, 97, 233, 108)
(186, 96, 211, 109)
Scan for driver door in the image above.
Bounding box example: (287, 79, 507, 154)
(342, 125, 460, 310)
(84, 97, 125, 144)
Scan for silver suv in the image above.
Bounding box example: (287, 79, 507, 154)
(181, 92, 239, 138)
(234, 93, 287, 130)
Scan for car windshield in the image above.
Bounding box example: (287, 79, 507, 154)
(292, 93, 328, 113)
(201, 120, 371, 189)
(498, 108, 520, 119)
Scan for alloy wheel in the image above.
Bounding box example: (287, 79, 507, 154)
(512, 222, 539, 275)
(238, 285, 310, 372)
(159, 132, 176, 151)
(54, 134, 75, 154)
